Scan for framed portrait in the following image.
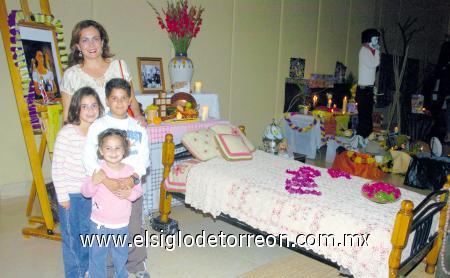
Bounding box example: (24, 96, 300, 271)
(137, 57, 166, 94)
(19, 23, 63, 101)
(289, 57, 305, 79)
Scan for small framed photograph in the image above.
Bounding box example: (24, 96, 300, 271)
(289, 57, 305, 79)
(137, 57, 165, 94)
(20, 23, 63, 101)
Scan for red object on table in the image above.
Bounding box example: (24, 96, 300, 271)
(332, 151, 386, 180)
(323, 117, 337, 136)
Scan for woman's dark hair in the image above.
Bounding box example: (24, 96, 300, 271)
(68, 20, 114, 66)
(67, 87, 104, 124)
(97, 128, 130, 159)
(34, 49, 48, 69)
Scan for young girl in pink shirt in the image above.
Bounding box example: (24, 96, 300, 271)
(81, 128, 143, 278)
(52, 87, 103, 278)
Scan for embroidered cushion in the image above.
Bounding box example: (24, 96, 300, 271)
(214, 134, 252, 161)
(209, 124, 256, 152)
(181, 128, 220, 161)
(164, 159, 201, 193)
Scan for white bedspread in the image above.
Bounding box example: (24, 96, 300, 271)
(184, 151, 428, 278)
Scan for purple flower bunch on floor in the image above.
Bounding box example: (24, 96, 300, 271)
(285, 166, 322, 196)
(327, 168, 351, 179)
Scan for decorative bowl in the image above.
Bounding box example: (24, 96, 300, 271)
(361, 182, 401, 204)
(170, 92, 197, 109)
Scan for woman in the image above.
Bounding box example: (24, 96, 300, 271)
(60, 20, 145, 125)
(32, 49, 57, 100)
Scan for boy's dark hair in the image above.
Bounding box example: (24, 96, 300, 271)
(97, 128, 130, 159)
(105, 78, 131, 98)
(67, 87, 104, 124)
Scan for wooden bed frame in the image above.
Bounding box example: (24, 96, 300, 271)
(151, 133, 450, 278)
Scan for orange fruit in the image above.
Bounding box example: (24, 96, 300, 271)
(153, 116, 162, 125)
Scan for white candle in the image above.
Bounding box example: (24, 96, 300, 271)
(176, 112, 182, 120)
(312, 95, 318, 108)
(194, 81, 202, 93)
(342, 96, 347, 114)
(327, 98, 332, 109)
(201, 106, 209, 121)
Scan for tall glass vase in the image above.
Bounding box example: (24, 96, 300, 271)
(168, 52, 194, 93)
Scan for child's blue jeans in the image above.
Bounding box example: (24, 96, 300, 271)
(88, 221, 129, 278)
(59, 193, 91, 278)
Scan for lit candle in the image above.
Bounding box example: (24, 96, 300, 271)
(327, 98, 332, 109)
(201, 105, 209, 121)
(194, 81, 202, 93)
(342, 96, 348, 114)
(312, 95, 318, 108)
(176, 112, 182, 120)
(394, 126, 399, 134)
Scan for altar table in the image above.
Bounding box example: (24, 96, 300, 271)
(135, 93, 221, 119)
(284, 114, 323, 159)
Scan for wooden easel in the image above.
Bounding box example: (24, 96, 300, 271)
(0, 0, 62, 241)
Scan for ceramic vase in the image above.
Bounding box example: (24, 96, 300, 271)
(168, 53, 194, 92)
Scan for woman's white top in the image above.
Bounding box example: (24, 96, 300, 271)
(60, 59, 132, 111)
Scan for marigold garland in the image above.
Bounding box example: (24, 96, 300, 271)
(8, 10, 68, 130)
(346, 151, 376, 164)
(284, 112, 321, 133)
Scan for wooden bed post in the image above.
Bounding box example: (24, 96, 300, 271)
(151, 134, 179, 234)
(388, 200, 414, 278)
(425, 174, 450, 273)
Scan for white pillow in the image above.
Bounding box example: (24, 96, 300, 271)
(181, 128, 220, 161)
(214, 134, 252, 161)
(164, 159, 201, 193)
(209, 124, 256, 152)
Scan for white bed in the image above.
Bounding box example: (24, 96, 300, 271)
(153, 134, 449, 278)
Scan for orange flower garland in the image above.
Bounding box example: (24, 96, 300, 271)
(284, 112, 320, 133)
(346, 151, 376, 164)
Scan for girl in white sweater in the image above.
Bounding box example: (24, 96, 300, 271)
(52, 87, 103, 278)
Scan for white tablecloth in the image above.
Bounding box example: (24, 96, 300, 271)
(135, 93, 221, 119)
(284, 114, 323, 159)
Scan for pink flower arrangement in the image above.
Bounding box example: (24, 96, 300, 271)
(148, 0, 204, 55)
(327, 168, 351, 179)
(362, 182, 401, 203)
(285, 166, 322, 196)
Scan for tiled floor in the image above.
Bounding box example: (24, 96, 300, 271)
(0, 196, 295, 277)
(0, 152, 436, 277)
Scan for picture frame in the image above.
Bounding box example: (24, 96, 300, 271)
(19, 23, 63, 101)
(289, 57, 305, 79)
(137, 57, 165, 94)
